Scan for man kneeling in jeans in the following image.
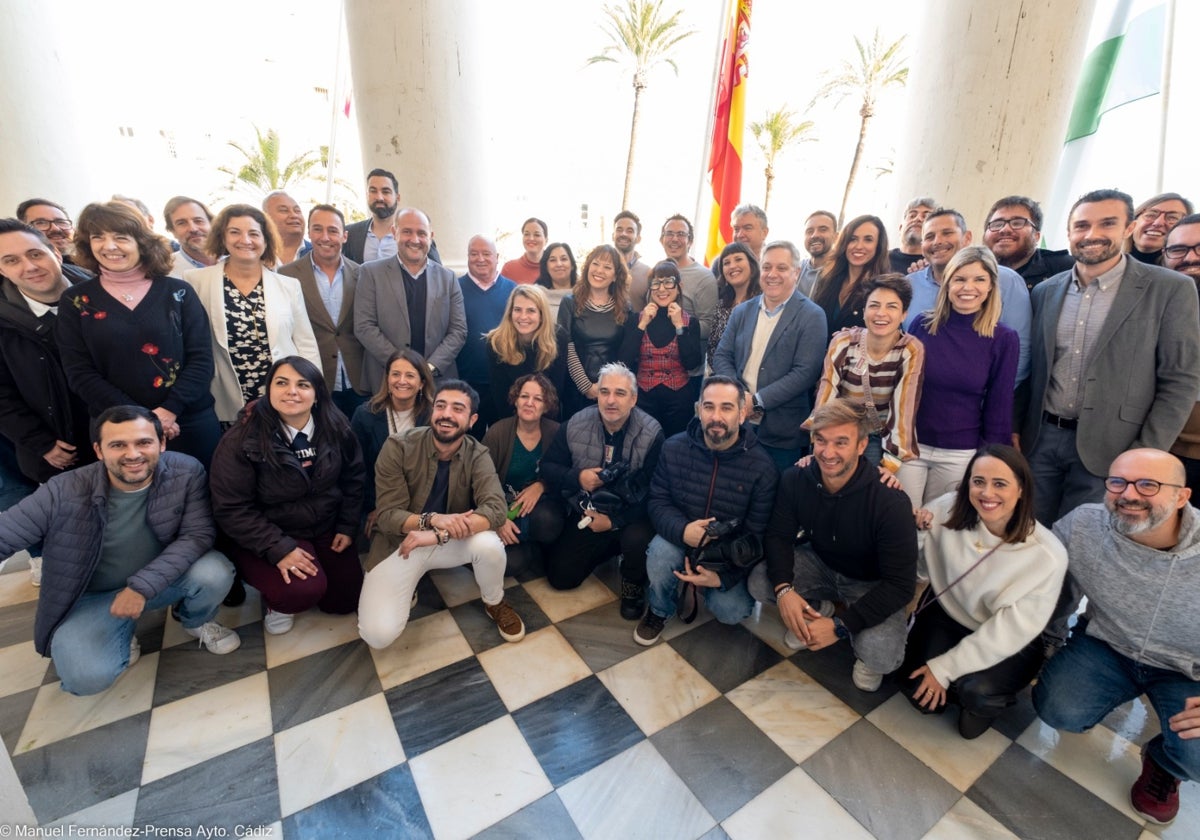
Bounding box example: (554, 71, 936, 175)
(635, 375, 778, 644)
(0, 405, 240, 695)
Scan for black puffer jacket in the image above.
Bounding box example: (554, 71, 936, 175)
(648, 417, 779, 586)
(209, 407, 364, 563)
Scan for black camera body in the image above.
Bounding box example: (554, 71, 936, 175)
(692, 518, 760, 573)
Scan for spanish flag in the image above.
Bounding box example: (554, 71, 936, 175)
(704, 0, 751, 265)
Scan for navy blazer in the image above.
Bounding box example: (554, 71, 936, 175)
(1022, 258, 1200, 475)
(712, 291, 828, 451)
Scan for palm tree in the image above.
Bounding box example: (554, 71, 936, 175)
(588, 0, 697, 210)
(218, 126, 322, 200)
(811, 30, 908, 226)
(750, 106, 815, 212)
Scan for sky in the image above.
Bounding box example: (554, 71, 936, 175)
(14, 0, 1194, 262)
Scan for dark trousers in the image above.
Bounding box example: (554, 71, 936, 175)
(901, 599, 1044, 719)
(638, 384, 696, 439)
(331, 389, 368, 421)
(505, 500, 566, 578)
(169, 407, 222, 471)
(230, 532, 364, 615)
(544, 515, 654, 589)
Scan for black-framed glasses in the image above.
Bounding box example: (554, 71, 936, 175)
(986, 217, 1033, 232)
(1104, 476, 1184, 497)
(1164, 243, 1200, 260)
(29, 218, 73, 231)
(648, 278, 678, 290)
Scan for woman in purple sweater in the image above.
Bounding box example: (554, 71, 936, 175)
(900, 246, 1018, 507)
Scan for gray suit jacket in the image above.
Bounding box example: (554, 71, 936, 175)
(278, 256, 367, 394)
(712, 290, 828, 451)
(1022, 258, 1200, 475)
(353, 257, 466, 389)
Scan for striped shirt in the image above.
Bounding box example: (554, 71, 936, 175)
(805, 327, 925, 461)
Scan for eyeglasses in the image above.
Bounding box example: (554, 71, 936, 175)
(1138, 209, 1184, 226)
(648, 278, 678, 289)
(986, 217, 1034, 232)
(1104, 476, 1184, 497)
(29, 218, 74, 231)
(1164, 243, 1200, 260)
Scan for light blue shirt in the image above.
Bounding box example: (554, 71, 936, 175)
(903, 264, 1031, 385)
(312, 257, 350, 391)
(364, 228, 397, 262)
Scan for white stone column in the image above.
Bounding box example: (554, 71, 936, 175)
(0, 3, 105, 217)
(343, 0, 491, 269)
(892, 0, 1093, 234)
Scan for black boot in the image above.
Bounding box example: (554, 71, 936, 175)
(223, 574, 246, 607)
(619, 579, 645, 621)
(958, 710, 994, 740)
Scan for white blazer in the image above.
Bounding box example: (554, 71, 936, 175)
(183, 264, 322, 422)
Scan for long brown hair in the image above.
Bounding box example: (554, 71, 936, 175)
(367, 348, 435, 420)
(72, 202, 175, 277)
(942, 444, 1036, 544)
(812, 215, 889, 312)
(574, 244, 629, 323)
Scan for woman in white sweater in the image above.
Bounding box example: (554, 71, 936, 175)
(908, 444, 1068, 739)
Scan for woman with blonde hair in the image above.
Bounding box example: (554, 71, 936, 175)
(486, 284, 566, 421)
(901, 246, 1018, 507)
(557, 244, 632, 418)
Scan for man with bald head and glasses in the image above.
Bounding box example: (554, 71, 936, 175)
(1034, 447, 1200, 826)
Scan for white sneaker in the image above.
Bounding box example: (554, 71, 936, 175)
(852, 659, 883, 692)
(184, 621, 242, 654)
(128, 635, 141, 667)
(28, 555, 42, 587)
(264, 609, 294, 635)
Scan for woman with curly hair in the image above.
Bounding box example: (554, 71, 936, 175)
(56, 201, 221, 466)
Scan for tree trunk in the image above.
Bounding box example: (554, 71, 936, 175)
(839, 112, 872, 228)
(763, 162, 775, 212)
(622, 82, 644, 211)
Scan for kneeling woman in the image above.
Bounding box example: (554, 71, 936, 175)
(907, 445, 1067, 739)
(210, 356, 365, 635)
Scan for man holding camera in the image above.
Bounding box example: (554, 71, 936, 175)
(540, 363, 663, 619)
(750, 397, 917, 691)
(634, 376, 778, 645)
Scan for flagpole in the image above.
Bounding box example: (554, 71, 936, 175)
(1155, 0, 1175, 191)
(325, 1, 346, 205)
(695, 0, 733, 259)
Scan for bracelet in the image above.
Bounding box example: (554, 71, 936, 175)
(419, 512, 433, 531)
(436, 528, 450, 546)
(775, 584, 794, 599)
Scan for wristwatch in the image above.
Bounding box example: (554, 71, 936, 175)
(752, 394, 764, 415)
(832, 616, 852, 641)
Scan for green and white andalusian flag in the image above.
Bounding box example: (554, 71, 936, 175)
(1043, 0, 1167, 246)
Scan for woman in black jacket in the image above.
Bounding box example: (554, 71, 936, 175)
(557, 244, 632, 419)
(210, 356, 365, 636)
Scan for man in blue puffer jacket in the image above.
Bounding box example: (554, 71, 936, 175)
(635, 375, 779, 645)
(0, 405, 239, 695)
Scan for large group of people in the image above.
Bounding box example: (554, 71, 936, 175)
(2, 176, 1199, 826)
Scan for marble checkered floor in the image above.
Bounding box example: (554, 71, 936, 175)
(1, 550, 1196, 839)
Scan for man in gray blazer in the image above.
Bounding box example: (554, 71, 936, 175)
(1021, 188, 1200, 525)
(712, 240, 828, 470)
(278, 204, 368, 418)
(354, 207, 466, 390)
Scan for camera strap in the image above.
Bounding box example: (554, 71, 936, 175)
(679, 458, 722, 624)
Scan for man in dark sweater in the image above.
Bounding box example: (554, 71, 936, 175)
(457, 234, 515, 435)
(982, 195, 1073, 292)
(750, 398, 917, 692)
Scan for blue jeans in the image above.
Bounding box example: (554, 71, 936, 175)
(50, 550, 234, 696)
(645, 536, 755, 624)
(1033, 631, 1200, 782)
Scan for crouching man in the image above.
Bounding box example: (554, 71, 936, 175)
(0, 406, 240, 695)
(635, 375, 778, 644)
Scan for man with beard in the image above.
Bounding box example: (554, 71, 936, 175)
(750, 398, 916, 692)
(613, 210, 651, 306)
(634, 376, 777, 644)
(798, 210, 836, 296)
(1035, 448, 1200, 826)
(1021, 189, 1200, 525)
(0, 405, 241, 695)
(982, 195, 1073, 292)
(16, 198, 93, 283)
(358, 380, 525, 648)
(888, 196, 937, 274)
(1164, 215, 1200, 493)
(163, 196, 216, 276)
(343, 168, 441, 265)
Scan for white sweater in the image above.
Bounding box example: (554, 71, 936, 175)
(920, 493, 1068, 686)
